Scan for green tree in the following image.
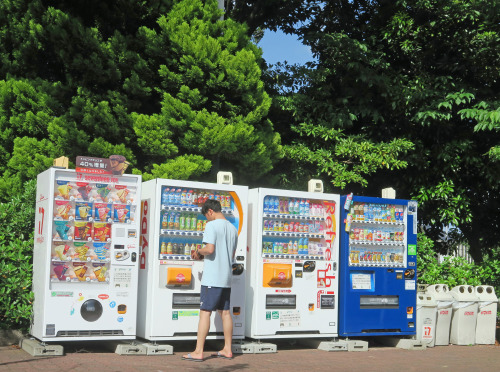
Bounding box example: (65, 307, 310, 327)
(234, 0, 500, 261)
(0, 0, 281, 201)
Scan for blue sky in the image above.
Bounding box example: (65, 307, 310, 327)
(257, 30, 315, 65)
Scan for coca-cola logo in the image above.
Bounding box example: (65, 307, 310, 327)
(98, 294, 109, 300)
(480, 310, 492, 315)
(176, 273, 185, 282)
(440, 310, 449, 315)
(278, 272, 286, 280)
(464, 311, 475, 316)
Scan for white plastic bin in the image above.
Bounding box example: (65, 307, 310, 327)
(475, 285, 498, 344)
(449, 285, 478, 345)
(416, 292, 437, 347)
(426, 284, 454, 345)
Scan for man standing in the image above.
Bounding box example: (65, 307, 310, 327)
(182, 199, 237, 362)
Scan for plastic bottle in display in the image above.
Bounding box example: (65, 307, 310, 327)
(186, 190, 192, 205)
(299, 199, 305, 215)
(174, 213, 180, 229)
(294, 199, 300, 214)
(264, 196, 270, 213)
(287, 198, 293, 215)
(191, 190, 198, 206)
(292, 240, 298, 254)
(162, 188, 169, 204)
(305, 200, 310, 216)
(274, 197, 280, 213)
(168, 188, 175, 204)
(166, 242, 173, 254)
(179, 214, 185, 230)
(174, 189, 181, 205)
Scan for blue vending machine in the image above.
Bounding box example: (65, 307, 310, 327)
(339, 195, 418, 336)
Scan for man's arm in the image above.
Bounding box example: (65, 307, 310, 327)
(198, 243, 215, 256)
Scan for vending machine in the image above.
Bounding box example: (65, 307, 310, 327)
(137, 179, 248, 341)
(246, 188, 340, 339)
(31, 167, 142, 341)
(339, 195, 418, 336)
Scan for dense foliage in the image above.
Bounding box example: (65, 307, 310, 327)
(0, 180, 35, 330)
(233, 0, 500, 262)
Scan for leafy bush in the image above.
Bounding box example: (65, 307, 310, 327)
(0, 179, 36, 331)
(417, 232, 500, 296)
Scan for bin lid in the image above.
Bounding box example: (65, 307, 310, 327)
(475, 285, 498, 301)
(426, 284, 454, 301)
(417, 293, 437, 306)
(450, 285, 479, 301)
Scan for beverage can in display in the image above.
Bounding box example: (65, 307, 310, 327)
(293, 222, 298, 232)
(298, 222, 304, 233)
(215, 192, 220, 203)
(225, 194, 231, 208)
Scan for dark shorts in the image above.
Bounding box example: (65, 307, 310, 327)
(200, 285, 231, 311)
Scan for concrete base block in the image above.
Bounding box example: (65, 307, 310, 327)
(232, 341, 255, 354)
(141, 342, 174, 355)
(234, 341, 277, 353)
(379, 337, 427, 350)
(114, 341, 148, 355)
(347, 340, 369, 352)
(300, 339, 348, 351)
(20, 338, 64, 357)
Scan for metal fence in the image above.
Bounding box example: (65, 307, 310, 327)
(438, 244, 474, 264)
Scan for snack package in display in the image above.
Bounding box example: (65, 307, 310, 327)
(74, 221, 93, 241)
(91, 263, 108, 282)
(75, 183, 94, 201)
(94, 203, 112, 222)
(111, 185, 135, 204)
(53, 220, 73, 241)
(54, 200, 74, 220)
(73, 242, 91, 261)
(93, 222, 111, 242)
(113, 204, 131, 223)
(92, 242, 109, 261)
(53, 242, 71, 261)
(75, 202, 93, 221)
(55, 180, 75, 200)
(73, 262, 89, 281)
(52, 262, 70, 281)
(95, 184, 112, 202)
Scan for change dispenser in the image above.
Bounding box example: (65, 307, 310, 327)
(425, 284, 454, 345)
(474, 285, 498, 345)
(449, 285, 478, 345)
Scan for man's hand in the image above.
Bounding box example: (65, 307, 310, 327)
(191, 249, 203, 260)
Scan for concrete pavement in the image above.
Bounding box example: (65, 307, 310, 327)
(1, 339, 499, 372)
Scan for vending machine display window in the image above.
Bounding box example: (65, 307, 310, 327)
(347, 202, 406, 268)
(261, 195, 332, 260)
(157, 186, 236, 260)
(50, 180, 138, 283)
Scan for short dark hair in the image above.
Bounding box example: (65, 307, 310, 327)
(201, 199, 222, 215)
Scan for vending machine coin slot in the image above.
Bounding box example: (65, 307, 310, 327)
(303, 261, 315, 272)
(236, 256, 244, 261)
(232, 263, 244, 275)
(233, 307, 241, 315)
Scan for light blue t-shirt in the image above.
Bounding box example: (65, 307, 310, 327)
(201, 219, 238, 288)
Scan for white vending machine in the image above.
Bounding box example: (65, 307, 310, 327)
(246, 188, 340, 339)
(31, 167, 141, 341)
(137, 179, 248, 341)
